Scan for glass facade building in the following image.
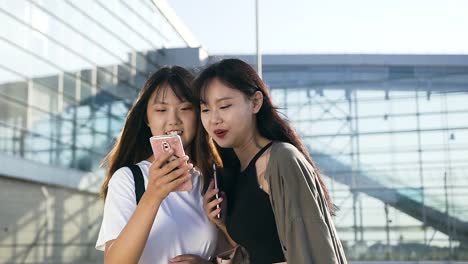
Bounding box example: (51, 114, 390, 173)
(258, 56, 468, 260)
(0, 0, 186, 173)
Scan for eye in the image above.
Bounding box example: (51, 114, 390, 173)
(201, 108, 210, 113)
(220, 104, 232, 110)
(181, 106, 193, 111)
(155, 109, 166, 112)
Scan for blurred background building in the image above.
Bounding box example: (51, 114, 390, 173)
(0, 0, 467, 263)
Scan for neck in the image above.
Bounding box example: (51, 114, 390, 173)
(233, 130, 270, 171)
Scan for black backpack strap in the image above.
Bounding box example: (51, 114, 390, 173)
(128, 164, 145, 205)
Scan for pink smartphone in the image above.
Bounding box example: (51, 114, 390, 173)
(149, 135, 192, 192)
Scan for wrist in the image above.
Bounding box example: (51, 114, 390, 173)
(218, 224, 226, 232)
(218, 225, 230, 237)
(139, 191, 163, 208)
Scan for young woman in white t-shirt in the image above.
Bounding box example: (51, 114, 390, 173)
(96, 66, 231, 264)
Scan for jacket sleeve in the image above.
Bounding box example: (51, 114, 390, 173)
(267, 145, 342, 263)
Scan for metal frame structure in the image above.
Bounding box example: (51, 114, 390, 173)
(240, 54, 468, 260)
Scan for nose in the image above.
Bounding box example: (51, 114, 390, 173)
(168, 109, 181, 126)
(210, 109, 222, 125)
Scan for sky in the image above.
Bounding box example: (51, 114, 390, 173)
(168, 0, 468, 55)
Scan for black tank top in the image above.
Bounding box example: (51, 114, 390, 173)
(226, 142, 286, 263)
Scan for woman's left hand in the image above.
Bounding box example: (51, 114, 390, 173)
(203, 179, 226, 229)
(169, 254, 211, 264)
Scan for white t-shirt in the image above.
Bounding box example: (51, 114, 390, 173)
(96, 160, 218, 264)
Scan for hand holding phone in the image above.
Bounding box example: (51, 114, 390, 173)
(213, 164, 220, 219)
(203, 167, 224, 226)
(149, 135, 192, 192)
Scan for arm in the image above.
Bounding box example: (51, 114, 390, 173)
(267, 145, 345, 263)
(104, 193, 162, 263)
(203, 179, 238, 250)
(214, 222, 238, 254)
(103, 151, 193, 264)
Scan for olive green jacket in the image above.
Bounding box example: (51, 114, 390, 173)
(265, 142, 347, 263)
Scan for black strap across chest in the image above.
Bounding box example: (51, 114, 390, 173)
(128, 164, 145, 205)
(240, 141, 273, 174)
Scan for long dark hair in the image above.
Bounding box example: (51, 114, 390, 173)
(100, 66, 196, 201)
(193, 58, 335, 214)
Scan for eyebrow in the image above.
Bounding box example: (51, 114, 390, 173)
(148, 99, 169, 106)
(200, 97, 233, 105)
(151, 100, 190, 105)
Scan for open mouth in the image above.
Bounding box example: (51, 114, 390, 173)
(166, 130, 183, 136)
(213, 129, 227, 138)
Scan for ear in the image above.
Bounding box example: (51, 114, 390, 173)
(252, 91, 263, 114)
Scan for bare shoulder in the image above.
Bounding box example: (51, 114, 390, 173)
(255, 146, 272, 194)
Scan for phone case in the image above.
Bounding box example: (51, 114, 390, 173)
(149, 135, 192, 191)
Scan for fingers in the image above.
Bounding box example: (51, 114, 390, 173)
(203, 181, 223, 221)
(165, 169, 192, 191)
(206, 196, 223, 213)
(150, 155, 190, 178)
(163, 162, 193, 183)
(150, 163, 192, 196)
(207, 178, 215, 190)
(163, 155, 189, 172)
(209, 206, 222, 219)
(203, 180, 218, 204)
(169, 254, 191, 262)
(170, 254, 205, 263)
(146, 155, 192, 200)
(153, 149, 174, 168)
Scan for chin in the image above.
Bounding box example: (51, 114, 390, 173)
(213, 140, 232, 149)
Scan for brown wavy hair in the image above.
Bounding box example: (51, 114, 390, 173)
(193, 58, 335, 214)
(100, 66, 196, 201)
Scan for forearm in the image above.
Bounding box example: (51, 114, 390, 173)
(104, 193, 162, 264)
(218, 225, 237, 248)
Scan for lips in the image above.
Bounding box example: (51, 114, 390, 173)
(213, 129, 227, 139)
